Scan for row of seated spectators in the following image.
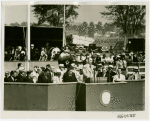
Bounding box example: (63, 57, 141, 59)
(4, 56, 144, 84)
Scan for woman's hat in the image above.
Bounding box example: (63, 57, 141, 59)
(133, 67, 139, 72)
(59, 64, 64, 67)
(108, 65, 113, 68)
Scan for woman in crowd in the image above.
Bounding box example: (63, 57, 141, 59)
(39, 47, 47, 61)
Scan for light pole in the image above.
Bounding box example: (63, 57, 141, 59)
(63, 5, 66, 47)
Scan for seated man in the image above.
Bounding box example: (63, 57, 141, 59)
(4, 71, 10, 82)
(24, 71, 34, 83)
(7, 71, 18, 82)
(113, 68, 125, 82)
(52, 69, 62, 83)
(17, 70, 26, 82)
(37, 69, 52, 83)
(128, 67, 141, 80)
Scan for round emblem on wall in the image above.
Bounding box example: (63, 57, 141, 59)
(100, 90, 111, 106)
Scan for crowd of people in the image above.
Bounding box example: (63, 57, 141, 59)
(4, 44, 61, 61)
(4, 50, 144, 84)
(5, 46, 26, 61)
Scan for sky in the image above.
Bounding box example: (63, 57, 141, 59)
(5, 5, 28, 25)
(5, 5, 111, 25)
(73, 5, 112, 24)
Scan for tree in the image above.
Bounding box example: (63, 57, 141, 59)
(101, 5, 146, 36)
(32, 5, 79, 27)
(21, 22, 27, 26)
(10, 22, 20, 26)
(88, 21, 95, 37)
(96, 21, 102, 31)
(78, 21, 88, 36)
(66, 34, 73, 45)
(31, 22, 38, 26)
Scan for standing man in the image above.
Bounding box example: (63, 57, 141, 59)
(106, 65, 116, 82)
(16, 63, 25, 74)
(83, 58, 94, 83)
(63, 64, 78, 82)
(31, 44, 36, 60)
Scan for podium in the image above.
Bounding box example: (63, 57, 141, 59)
(76, 80, 145, 111)
(4, 80, 145, 111)
(4, 82, 77, 111)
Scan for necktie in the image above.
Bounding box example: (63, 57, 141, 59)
(12, 77, 14, 81)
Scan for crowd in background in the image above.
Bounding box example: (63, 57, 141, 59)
(5, 46, 26, 61)
(4, 50, 145, 83)
(5, 43, 145, 63)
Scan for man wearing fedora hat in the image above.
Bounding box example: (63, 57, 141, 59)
(128, 67, 141, 80)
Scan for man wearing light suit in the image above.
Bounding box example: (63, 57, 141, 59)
(83, 58, 95, 83)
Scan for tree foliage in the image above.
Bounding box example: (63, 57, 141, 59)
(10, 22, 20, 26)
(96, 21, 102, 31)
(32, 5, 80, 27)
(21, 22, 27, 26)
(88, 21, 95, 37)
(101, 5, 146, 36)
(79, 21, 88, 36)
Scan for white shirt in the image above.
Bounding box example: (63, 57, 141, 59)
(113, 74, 125, 82)
(52, 76, 62, 83)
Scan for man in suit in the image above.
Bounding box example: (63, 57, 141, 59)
(38, 69, 52, 83)
(83, 58, 95, 83)
(24, 71, 34, 83)
(16, 63, 24, 74)
(106, 65, 116, 82)
(17, 70, 26, 82)
(63, 64, 78, 82)
(7, 71, 18, 82)
(31, 44, 36, 60)
(96, 68, 107, 77)
(4, 71, 10, 82)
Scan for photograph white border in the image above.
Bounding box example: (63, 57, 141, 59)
(1, 1, 149, 119)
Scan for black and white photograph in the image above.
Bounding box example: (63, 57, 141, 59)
(1, 1, 149, 119)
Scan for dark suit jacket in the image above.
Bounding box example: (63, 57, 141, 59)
(7, 76, 17, 82)
(17, 74, 25, 82)
(38, 73, 52, 83)
(63, 71, 77, 82)
(133, 56, 138, 62)
(96, 72, 108, 77)
(24, 76, 34, 83)
(106, 71, 116, 82)
(4, 77, 9, 82)
(113, 56, 118, 63)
